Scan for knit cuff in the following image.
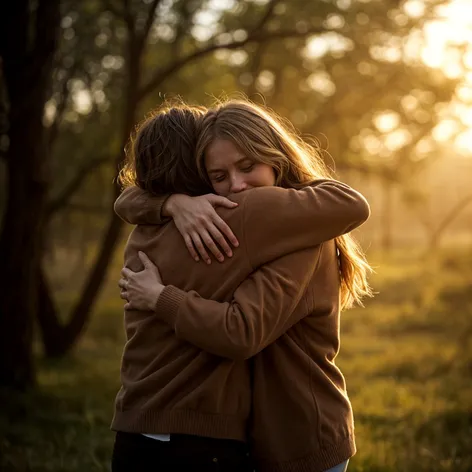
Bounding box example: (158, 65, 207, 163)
(155, 285, 187, 326)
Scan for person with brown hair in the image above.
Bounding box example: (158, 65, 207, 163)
(113, 99, 372, 472)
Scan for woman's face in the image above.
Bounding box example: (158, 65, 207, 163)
(204, 139, 276, 196)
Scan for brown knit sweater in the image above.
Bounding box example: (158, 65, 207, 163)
(112, 181, 369, 471)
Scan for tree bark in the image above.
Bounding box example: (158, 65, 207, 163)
(0, 0, 60, 388)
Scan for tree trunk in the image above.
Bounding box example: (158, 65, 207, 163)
(37, 214, 125, 356)
(0, 0, 60, 388)
(0, 160, 42, 388)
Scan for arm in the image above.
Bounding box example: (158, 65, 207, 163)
(153, 247, 322, 360)
(115, 187, 239, 263)
(154, 181, 368, 354)
(115, 180, 369, 266)
(114, 186, 171, 225)
(239, 179, 370, 269)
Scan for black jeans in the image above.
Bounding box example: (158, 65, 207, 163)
(112, 432, 253, 472)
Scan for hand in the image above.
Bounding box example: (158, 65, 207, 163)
(163, 194, 239, 264)
(119, 252, 165, 311)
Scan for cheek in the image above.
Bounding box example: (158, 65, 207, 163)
(256, 166, 276, 186)
(247, 168, 275, 187)
(212, 181, 229, 197)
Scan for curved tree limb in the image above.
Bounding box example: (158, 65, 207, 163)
(138, 27, 326, 101)
(46, 156, 109, 219)
(429, 195, 472, 250)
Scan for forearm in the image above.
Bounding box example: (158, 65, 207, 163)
(242, 180, 370, 269)
(114, 186, 171, 225)
(154, 247, 320, 359)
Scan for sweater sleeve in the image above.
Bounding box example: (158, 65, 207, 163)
(114, 186, 171, 225)
(154, 246, 322, 360)
(240, 180, 370, 270)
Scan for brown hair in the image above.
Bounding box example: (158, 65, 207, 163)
(119, 104, 212, 196)
(196, 99, 373, 309)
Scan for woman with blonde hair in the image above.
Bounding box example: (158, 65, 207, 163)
(116, 99, 372, 472)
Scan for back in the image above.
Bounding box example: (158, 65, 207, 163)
(126, 217, 252, 299)
(114, 197, 257, 440)
(112, 182, 370, 440)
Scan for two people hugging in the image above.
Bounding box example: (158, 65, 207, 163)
(112, 99, 373, 472)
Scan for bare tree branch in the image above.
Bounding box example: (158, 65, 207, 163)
(103, 0, 137, 54)
(46, 156, 109, 218)
(48, 61, 80, 149)
(241, 1, 282, 97)
(246, 41, 270, 97)
(138, 26, 326, 101)
(429, 194, 472, 249)
(140, 0, 163, 45)
(169, 1, 196, 58)
(122, 0, 137, 46)
(103, 0, 124, 19)
(252, 0, 281, 32)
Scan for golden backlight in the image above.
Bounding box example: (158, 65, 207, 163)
(422, 0, 472, 152)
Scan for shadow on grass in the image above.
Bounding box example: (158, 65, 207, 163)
(0, 345, 120, 472)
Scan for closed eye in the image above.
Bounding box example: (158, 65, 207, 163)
(241, 163, 255, 173)
(212, 174, 226, 182)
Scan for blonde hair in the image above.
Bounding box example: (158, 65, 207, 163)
(196, 99, 373, 309)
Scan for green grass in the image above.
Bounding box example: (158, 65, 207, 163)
(1, 249, 472, 471)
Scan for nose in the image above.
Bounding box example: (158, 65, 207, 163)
(229, 174, 248, 193)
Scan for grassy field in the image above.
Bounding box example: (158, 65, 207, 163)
(1, 248, 471, 471)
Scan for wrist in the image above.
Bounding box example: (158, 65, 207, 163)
(162, 195, 176, 217)
(161, 193, 179, 218)
(162, 194, 187, 218)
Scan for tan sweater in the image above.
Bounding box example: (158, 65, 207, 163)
(112, 181, 369, 471)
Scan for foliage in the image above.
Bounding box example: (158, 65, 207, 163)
(44, 0, 464, 260)
(47, 0, 461, 218)
(1, 0, 470, 382)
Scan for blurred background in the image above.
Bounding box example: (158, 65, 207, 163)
(0, 0, 471, 471)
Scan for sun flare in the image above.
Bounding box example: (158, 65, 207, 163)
(423, 0, 472, 152)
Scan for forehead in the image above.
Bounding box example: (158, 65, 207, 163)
(205, 139, 246, 169)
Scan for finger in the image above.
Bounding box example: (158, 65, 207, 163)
(124, 302, 131, 310)
(213, 216, 239, 248)
(121, 267, 134, 278)
(200, 229, 225, 263)
(138, 251, 153, 269)
(183, 234, 200, 262)
(207, 195, 238, 209)
(206, 225, 233, 258)
(118, 278, 127, 290)
(191, 232, 212, 264)
(120, 290, 128, 300)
